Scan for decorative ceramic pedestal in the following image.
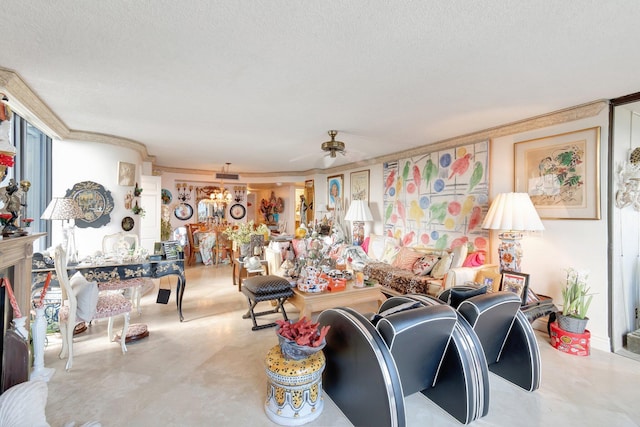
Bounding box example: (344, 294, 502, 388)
(30, 307, 55, 382)
(264, 344, 325, 426)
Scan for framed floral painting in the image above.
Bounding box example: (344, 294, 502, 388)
(514, 127, 600, 219)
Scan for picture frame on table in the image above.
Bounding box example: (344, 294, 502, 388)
(514, 126, 600, 220)
(500, 271, 530, 304)
(475, 266, 502, 293)
(327, 174, 344, 211)
(117, 161, 136, 186)
(350, 169, 370, 203)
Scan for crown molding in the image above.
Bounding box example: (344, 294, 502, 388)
(0, 66, 155, 162)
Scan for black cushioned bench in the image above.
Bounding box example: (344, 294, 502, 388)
(241, 275, 294, 331)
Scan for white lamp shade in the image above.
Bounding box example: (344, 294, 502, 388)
(481, 192, 544, 231)
(344, 200, 374, 222)
(315, 204, 327, 213)
(40, 197, 83, 221)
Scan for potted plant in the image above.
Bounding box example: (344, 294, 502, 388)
(557, 268, 593, 334)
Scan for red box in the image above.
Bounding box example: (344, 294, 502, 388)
(327, 278, 346, 292)
(550, 321, 590, 356)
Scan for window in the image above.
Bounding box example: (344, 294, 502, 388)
(11, 114, 53, 251)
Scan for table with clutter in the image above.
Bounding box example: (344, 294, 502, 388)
(31, 251, 187, 322)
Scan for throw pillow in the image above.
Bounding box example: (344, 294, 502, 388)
(450, 244, 468, 269)
(412, 254, 440, 276)
(448, 285, 488, 308)
(70, 272, 99, 322)
(367, 234, 387, 260)
(0, 380, 49, 427)
(391, 247, 423, 270)
(380, 241, 401, 264)
(462, 251, 486, 267)
(430, 253, 453, 279)
(361, 236, 370, 254)
(291, 239, 307, 258)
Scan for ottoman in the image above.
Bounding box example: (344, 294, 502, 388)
(242, 275, 294, 331)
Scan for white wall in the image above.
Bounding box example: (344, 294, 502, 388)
(52, 139, 143, 257)
(490, 110, 610, 351)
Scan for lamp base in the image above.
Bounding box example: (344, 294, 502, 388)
(497, 231, 523, 272)
(351, 221, 365, 246)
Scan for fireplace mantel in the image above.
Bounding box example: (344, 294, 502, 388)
(0, 233, 45, 323)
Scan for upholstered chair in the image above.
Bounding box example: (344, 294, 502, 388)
(55, 246, 132, 371)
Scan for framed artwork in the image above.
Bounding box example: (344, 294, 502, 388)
(117, 161, 135, 186)
(382, 140, 490, 250)
(65, 181, 114, 229)
(500, 271, 530, 304)
(304, 179, 314, 224)
(350, 170, 370, 203)
(174, 203, 194, 221)
(327, 174, 344, 210)
(514, 127, 601, 220)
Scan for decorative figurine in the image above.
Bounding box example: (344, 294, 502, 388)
(0, 178, 30, 237)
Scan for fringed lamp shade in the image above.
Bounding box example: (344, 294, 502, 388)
(481, 192, 544, 272)
(40, 198, 83, 221)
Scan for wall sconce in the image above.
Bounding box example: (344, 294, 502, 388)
(233, 186, 246, 202)
(175, 183, 193, 203)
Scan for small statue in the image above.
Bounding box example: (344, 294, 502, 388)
(0, 178, 30, 237)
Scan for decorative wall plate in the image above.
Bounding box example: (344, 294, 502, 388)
(65, 181, 114, 229)
(161, 188, 172, 205)
(229, 203, 246, 220)
(174, 203, 193, 221)
(121, 216, 135, 231)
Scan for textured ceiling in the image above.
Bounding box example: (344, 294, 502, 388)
(2, 1, 640, 174)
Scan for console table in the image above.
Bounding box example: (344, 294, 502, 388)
(32, 256, 187, 321)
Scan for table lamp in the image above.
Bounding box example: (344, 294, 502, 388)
(344, 200, 373, 246)
(481, 192, 544, 272)
(41, 197, 84, 265)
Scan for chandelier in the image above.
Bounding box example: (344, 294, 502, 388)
(208, 187, 232, 212)
(175, 183, 193, 203)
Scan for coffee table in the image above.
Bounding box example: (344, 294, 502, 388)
(288, 282, 386, 320)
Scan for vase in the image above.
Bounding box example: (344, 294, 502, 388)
(30, 306, 55, 381)
(557, 314, 589, 334)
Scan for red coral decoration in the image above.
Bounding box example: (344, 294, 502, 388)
(0, 154, 15, 167)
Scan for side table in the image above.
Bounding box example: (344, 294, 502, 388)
(264, 344, 325, 425)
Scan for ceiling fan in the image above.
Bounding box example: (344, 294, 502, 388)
(321, 130, 346, 158)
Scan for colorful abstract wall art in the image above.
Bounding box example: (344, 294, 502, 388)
(383, 140, 490, 251)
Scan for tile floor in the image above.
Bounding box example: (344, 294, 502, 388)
(42, 264, 640, 426)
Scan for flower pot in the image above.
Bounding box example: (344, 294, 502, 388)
(557, 314, 589, 334)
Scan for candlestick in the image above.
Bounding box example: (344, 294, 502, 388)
(37, 272, 52, 309)
(2, 277, 22, 318)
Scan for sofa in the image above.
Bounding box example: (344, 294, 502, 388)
(264, 233, 497, 297)
(361, 234, 498, 297)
